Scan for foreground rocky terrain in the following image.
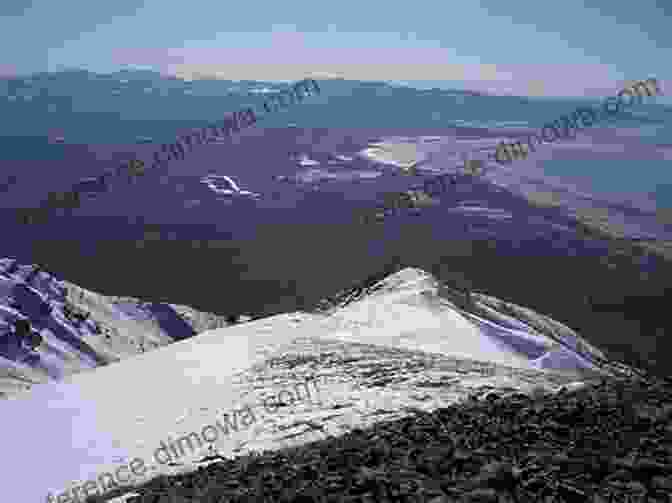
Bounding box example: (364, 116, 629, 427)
(89, 341, 672, 503)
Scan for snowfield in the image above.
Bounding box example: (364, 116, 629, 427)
(0, 267, 630, 503)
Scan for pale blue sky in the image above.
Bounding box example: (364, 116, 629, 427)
(1, 0, 670, 97)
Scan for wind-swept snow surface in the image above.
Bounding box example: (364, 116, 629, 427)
(1, 267, 630, 503)
(313, 268, 610, 374)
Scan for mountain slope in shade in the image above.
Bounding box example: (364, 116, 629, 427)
(0, 267, 641, 503)
(0, 257, 233, 398)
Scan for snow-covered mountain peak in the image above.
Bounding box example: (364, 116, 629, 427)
(0, 263, 645, 503)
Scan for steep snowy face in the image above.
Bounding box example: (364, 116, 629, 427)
(0, 259, 76, 387)
(313, 267, 621, 378)
(0, 258, 231, 398)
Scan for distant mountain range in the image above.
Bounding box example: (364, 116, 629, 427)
(0, 69, 618, 145)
